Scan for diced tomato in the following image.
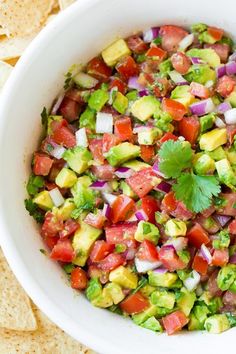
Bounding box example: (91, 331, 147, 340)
(65, 88, 90, 104)
(51, 119, 76, 148)
(127, 35, 148, 54)
(161, 191, 177, 212)
(170, 201, 193, 221)
(204, 43, 230, 63)
(114, 117, 133, 142)
(59, 97, 79, 122)
(190, 82, 210, 99)
(222, 290, 236, 306)
(116, 56, 139, 80)
(59, 219, 79, 238)
(187, 223, 210, 248)
(89, 138, 104, 163)
(159, 132, 178, 144)
(91, 164, 115, 181)
(89, 240, 115, 262)
(41, 212, 64, 238)
(105, 221, 137, 240)
(111, 194, 135, 223)
(109, 77, 127, 94)
(212, 249, 229, 267)
(178, 115, 200, 145)
(217, 193, 236, 216)
(227, 126, 236, 145)
(162, 310, 189, 335)
(192, 253, 208, 275)
(48, 159, 65, 182)
(146, 46, 167, 61)
(216, 75, 236, 98)
(229, 219, 236, 234)
(159, 246, 186, 271)
(153, 77, 171, 98)
(160, 25, 189, 52)
(207, 26, 224, 41)
(84, 210, 106, 229)
(141, 196, 160, 224)
(50, 239, 75, 262)
(44, 236, 59, 250)
(87, 57, 112, 81)
(33, 153, 53, 177)
(127, 167, 158, 198)
(98, 253, 125, 272)
(171, 52, 191, 75)
(71, 267, 88, 290)
(140, 145, 155, 163)
(120, 292, 149, 314)
(208, 270, 223, 297)
(196, 215, 219, 234)
(137, 240, 160, 262)
(162, 98, 187, 121)
(201, 205, 216, 218)
(102, 133, 121, 153)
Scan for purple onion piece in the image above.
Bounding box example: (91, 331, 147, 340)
(139, 89, 149, 97)
(191, 57, 205, 65)
(190, 98, 215, 116)
(152, 161, 166, 178)
(229, 253, 236, 264)
(128, 76, 145, 91)
(216, 65, 226, 78)
(90, 180, 108, 189)
(135, 209, 149, 221)
(102, 203, 111, 219)
(115, 167, 133, 179)
(51, 92, 65, 115)
(153, 267, 167, 274)
(143, 27, 160, 43)
(213, 214, 231, 227)
(216, 101, 232, 114)
(226, 61, 236, 75)
(154, 181, 172, 194)
(200, 244, 212, 264)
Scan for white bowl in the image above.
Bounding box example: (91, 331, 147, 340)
(0, 0, 235, 353)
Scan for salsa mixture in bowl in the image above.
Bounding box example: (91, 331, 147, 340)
(25, 22, 236, 335)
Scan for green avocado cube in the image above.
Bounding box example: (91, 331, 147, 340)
(109, 266, 138, 289)
(141, 316, 162, 332)
(113, 92, 128, 114)
(92, 287, 113, 308)
(73, 72, 98, 89)
(132, 305, 158, 325)
(88, 89, 109, 112)
(204, 314, 230, 334)
(105, 142, 140, 167)
(55, 168, 77, 188)
(102, 39, 131, 67)
(120, 181, 136, 198)
(226, 90, 236, 108)
(217, 265, 236, 291)
(150, 290, 175, 309)
(63, 146, 92, 174)
(164, 219, 187, 237)
(79, 107, 96, 130)
(134, 221, 160, 244)
(187, 48, 221, 68)
(104, 282, 125, 304)
(138, 128, 161, 145)
(72, 221, 102, 266)
(193, 154, 215, 175)
(122, 159, 149, 171)
(170, 85, 195, 109)
(131, 96, 160, 122)
(200, 113, 216, 133)
(177, 287, 196, 316)
(86, 278, 102, 301)
(215, 158, 236, 187)
(199, 128, 227, 151)
(33, 191, 53, 210)
(53, 198, 76, 220)
(148, 271, 178, 287)
(207, 146, 227, 161)
(184, 64, 216, 85)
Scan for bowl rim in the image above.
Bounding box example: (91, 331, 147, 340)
(0, 1, 120, 353)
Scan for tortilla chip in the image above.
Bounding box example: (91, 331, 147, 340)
(59, 0, 76, 10)
(0, 34, 37, 60)
(0, 305, 95, 353)
(0, 60, 13, 93)
(0, 0, 58, 37)
(3, 57, 20, 66)
(0, 249, 37, 331)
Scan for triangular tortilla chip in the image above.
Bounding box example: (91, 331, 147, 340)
(0, 0, 57, 37)
(59, 0, 76, 10)
(0, 249, 37, 331)
(0, 34, 37, 60)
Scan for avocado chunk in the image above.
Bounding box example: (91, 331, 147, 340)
(187, 48, 221, 68)
(105, 142, 140, 167)
(86, 279, 113, 308)
(63, 146, 92, 174)
(131, 96, 160, 122)
(79, 107, 96, 130)
(226, 149, 236, 165)
(140, 284, 156, 297)
(138, 128, 161, 145)
(55, 168, 77, 188)
(104, 282, 125, 304)
(188, 304, 210, 331)
(165, 219, 187, 237)
(88, 89, 109, 112)
(226, 90, 236, 108)
(204, 314, 230, 334)
(148, 271, 178, 287)
(177, 287, 196, 316)
(120, 181, 136, 198)
(47, 115, 63, 135)
(215, 158, 236, 187)
(207, 146, 227, 161)
(112, 92, 128, 114)
(170, 85, 195, 109)
(73, 72, 98, 89)
(184, 64, 216, 85)
(122, 159, 149, 171)
(200, 113, 216, 133)
(71, 178, 95, 215)
(150, 290, 175, 309)
(102, 39, 131, 66)
(132, 305, 158, 325)
(33, 191, 53, 210)
(159, 58, 173, 76)
(53, 198, 76, 220)
(199, 128, 227, 151)
(193, 153, 215, 175)
(134, 221, 160, 244)
(72, 221, 102, 266)
(109, 266, 138, 289)
(141, 316, 162, 332)
(217, 265, 236, 291)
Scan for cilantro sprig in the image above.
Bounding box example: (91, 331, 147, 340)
(158, 140, 221, 213)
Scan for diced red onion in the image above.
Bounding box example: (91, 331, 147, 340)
(101, 192, 117, 205)
(75, 127, 88, 147)
(91, 181, 111, 192)
(135, 258, 162, 273)
(139, 89, 149, 97)
(191, 57, 205, 65)
(143, 27, 160, 43)
(224, 108, 236, 124)
(165, 237, 187, 252)
(226, 61, 236, 75)
(51, 92, 65, 115)
(96, 112, 113, 134)
(216, 65, 226, 78)
(135, 209, 149, 221)
(128, 76, 145, 91)
(125, 249, 136, 261)
(217, 101, 232, 114)
(213, 214, 231, 227)
(169, 70, 188, 85)
(229, 52, 236, 62)
(178, 33, 194, 51)
(215, 116, 226, 128)
(229, 253, 236, 264)
(102, 203, 111, 219)
(48, 188, 65, 207)
(127, 213, 138, 222)
(154, 181, 172, 194)
(51, 145, 66, 159)
(74, 72, 99, 89)
(183, 270, 200, 291)
(152, 161, 166, 178)
(153, 267, 167, 274)
(190, 98, 215, 116)
(200, 244, 212, 264)
(133, 125, 151, 134)
(115, 167, 133, 179)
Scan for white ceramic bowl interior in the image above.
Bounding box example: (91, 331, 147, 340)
(0, 0, 235, 353)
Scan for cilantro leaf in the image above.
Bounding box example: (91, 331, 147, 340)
(24, 199, 44, 223)
(159, 140, 193, 178)
(173, 173, 221, 213)
(41, 107, 48, 126)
